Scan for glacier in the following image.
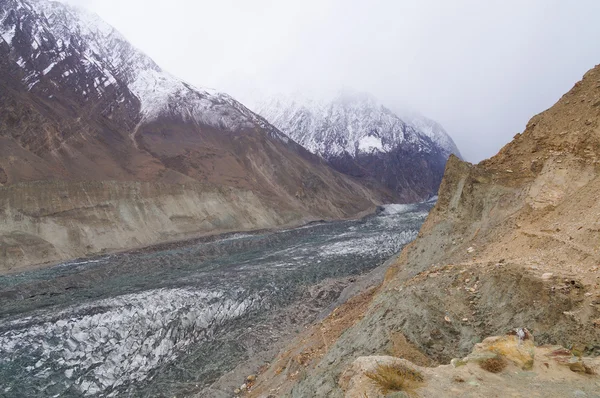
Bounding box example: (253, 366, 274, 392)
(0, 201, 434, 397)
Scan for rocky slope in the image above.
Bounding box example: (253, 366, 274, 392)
(240, 65, 600, 397)
(337, 332, 600, 397)
(0, 0, 384, 271)
(254, 91, 461, 202)
(0, 180, 296, 273)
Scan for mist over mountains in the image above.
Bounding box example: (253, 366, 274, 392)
(253, 90, 460, 201)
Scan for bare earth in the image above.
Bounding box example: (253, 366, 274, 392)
(236, 65, 600, 397)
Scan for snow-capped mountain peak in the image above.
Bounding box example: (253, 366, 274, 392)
(253, 90, 461, 159)
(395, 109, 462, 158)
(254, 90, 430, 158)
(252, 89, 461, 201)
(0, 0, 280, 133)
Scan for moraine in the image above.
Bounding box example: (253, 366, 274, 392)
(0, 202, 434, 397)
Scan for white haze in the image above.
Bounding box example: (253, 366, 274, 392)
(61, 0, 600, 162)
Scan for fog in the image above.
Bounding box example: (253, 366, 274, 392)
(62, 0, 600, 162)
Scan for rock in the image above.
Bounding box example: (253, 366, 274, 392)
(246, 374, 256, 382)
(569, 360, 587, 373)
(234, 388, 241, 395)
(465, 351, 498, 363)
(451, 358, 467, 368)
(469, 333, 535, 370)
(444, 316, 451, 323)
(547, 347, 600, 375)
(240, 383, 247, 390)
(467, 247, 475, 253)
(541, 273, 554, 280)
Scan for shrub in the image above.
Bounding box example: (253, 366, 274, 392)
(479, 356, 508, 373)
(365, 362, 424, 394)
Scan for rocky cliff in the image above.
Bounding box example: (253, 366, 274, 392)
(242, 65, 600, 396)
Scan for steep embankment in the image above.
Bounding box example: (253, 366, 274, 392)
(245, 66, 600, 396)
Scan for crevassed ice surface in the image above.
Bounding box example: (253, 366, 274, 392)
(0, 202, 433, 397)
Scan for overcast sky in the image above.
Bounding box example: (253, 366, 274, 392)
(62, 0, 600, 162)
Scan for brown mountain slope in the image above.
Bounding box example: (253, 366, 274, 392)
(0, 77, 384, 273)
(0, 0, 388, 272)
(244, 65, 600, 397)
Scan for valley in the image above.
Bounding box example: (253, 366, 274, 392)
(0, 202, 433, 397)
(2, 0, 599, 397)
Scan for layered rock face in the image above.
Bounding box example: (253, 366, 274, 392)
(244, 65, 600, 396)
(0, 180, 299, 272)
(254, 91, 461, 202)
(0, 0, 384, 271)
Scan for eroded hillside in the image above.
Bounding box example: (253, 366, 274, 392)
(242, 65, 600, 397)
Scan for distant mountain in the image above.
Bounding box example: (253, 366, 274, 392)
(253, 90, 462, 202)
(395, 109, 462, 159)
(0, 0, 384, 270)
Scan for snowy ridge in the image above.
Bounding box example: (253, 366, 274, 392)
(0, 0, 282, 134)
(395, 109, 462, 158)
(253, 90, 442, 159)
(253, 90, 461, 160)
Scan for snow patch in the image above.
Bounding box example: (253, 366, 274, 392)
(380, 203, 418, 215)
(358, 135, 383, 153)
(0, 25, 16, 44)
(395, 109, 462, 158)
(129, 68, 256, 131)
(42, 62, 57, 75)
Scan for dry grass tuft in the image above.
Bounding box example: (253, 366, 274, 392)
(365, 362, 424, 394)
(479, 356, 508, 373)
